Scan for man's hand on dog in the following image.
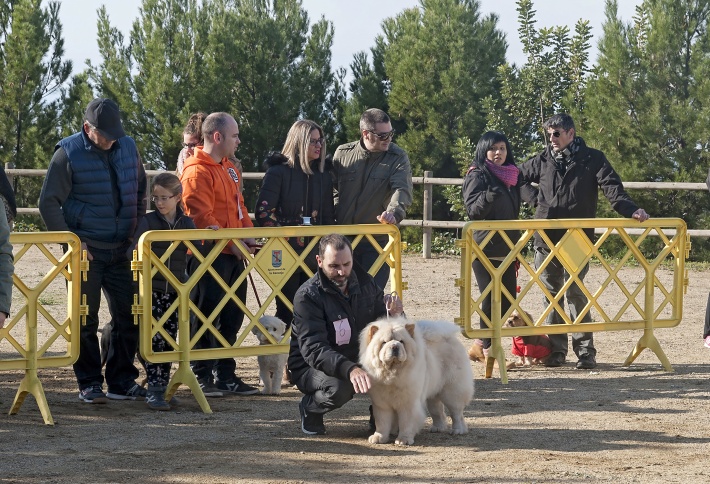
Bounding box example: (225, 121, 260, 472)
(350, 367, 371, 394)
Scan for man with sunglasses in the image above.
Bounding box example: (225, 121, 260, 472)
(331, 108, 413, 290)
(519, 113, 649, 370)
(39, 98, 148, 403)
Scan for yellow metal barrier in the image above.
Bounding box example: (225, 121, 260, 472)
(132, 224, 403, 413)
(457, 218, 689, 383)
(1, 232, 85, 424)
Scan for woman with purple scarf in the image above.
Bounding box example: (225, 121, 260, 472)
(462, 131, 522, 356)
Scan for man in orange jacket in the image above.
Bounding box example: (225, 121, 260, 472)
(181, 112, 258, 397)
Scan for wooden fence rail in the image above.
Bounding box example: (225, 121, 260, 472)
(6, 164, 710, 259)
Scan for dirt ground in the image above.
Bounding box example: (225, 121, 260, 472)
(1, 250, 710, 484)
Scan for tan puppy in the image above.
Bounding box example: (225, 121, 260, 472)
(503, 310, 553, 367)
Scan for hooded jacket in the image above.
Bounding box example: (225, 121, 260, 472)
(255, 152, 335, 228)
(519, 137, 640, 248)
(288, 263, 387, 382)
(180, 147, 253, 254)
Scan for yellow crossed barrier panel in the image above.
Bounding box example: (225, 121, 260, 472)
(132, 224, 403, 413)
(457, 218, 689, 383)
(0, 232, 86, 424)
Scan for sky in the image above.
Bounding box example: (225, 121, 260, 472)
(56, 0, 643, 81)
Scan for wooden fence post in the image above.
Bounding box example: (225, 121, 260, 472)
(423, 170, 433, 259)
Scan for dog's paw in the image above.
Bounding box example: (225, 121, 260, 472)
(451, 425, 468, 435)
(368, 432, 389, 444)
(394, 435, 415, 446)
(429, 423, 447, 433)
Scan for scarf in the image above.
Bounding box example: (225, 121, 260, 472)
(484, 160, 519, 188)
(552, 136, 581, 174)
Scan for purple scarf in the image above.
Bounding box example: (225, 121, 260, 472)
(485, 160, 519, 188)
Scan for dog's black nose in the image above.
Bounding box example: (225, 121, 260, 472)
(391, 346, 399, 357)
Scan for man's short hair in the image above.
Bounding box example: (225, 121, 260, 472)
(319, 234, 352, 258)
(359, 108, 390, 132)
(543, 113, 575, 132)
(202, 112, 233, 139)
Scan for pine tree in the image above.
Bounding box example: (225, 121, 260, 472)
(0, 0, 71, 208)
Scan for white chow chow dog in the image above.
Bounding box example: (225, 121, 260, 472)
(251, 315, 289, 395)
(359, 317, 474, 445)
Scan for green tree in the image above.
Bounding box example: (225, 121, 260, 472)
(444, 0, 592, 220)
(585, 0, 710, 258)
(87, 0, 342, 173)
(0, 0, 71, 208)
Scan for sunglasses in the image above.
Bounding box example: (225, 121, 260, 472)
(309, 138, 325, 146)
(549, 130, 566, 138)
(368, 129, 395, 141)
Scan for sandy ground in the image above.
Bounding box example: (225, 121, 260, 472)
(1, 248, 710, 484)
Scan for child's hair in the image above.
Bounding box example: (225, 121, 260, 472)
(152, 172, 183, 208)
(183, 112, 206, 142)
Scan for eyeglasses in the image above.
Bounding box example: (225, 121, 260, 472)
(549, 130, 566, 138)
(151, 195, 178, 203)
(368, 129, 395, 141)
(182, 142, 198, 149)
(309, 138, 325, 146)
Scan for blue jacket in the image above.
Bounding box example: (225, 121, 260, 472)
(57, 132, 142, 243)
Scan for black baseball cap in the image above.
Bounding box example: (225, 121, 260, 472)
(84, 98, 126, 140)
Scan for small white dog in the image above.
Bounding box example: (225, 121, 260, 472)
(251, 315, 289, 395)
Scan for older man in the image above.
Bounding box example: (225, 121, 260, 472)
(180, 112, 258, 397)
(39, 98, 147, 403)
(331, 108, 413, 290)
(519, 113, 649, 370)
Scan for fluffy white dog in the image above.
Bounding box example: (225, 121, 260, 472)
(251, 315, 289, 395)
(359, 317, 474, 445)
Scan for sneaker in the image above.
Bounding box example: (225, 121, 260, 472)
(145, 390, 171, 411)
(216, 378, 259, 396)
(544, 353, 566, 368)
(576, 354, 597, 370)
(107, 383, 148, 401)
(198, 380, 224, 397)
(78, 385, 108, 404)
(299, 401, 326, 435)
(704, 336, 710, 349)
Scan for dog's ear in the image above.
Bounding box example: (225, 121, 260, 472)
(405, 323, 416, 338)
(366, 325, 379, 344)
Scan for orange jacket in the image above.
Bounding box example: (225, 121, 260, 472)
(180, 148, 253, 253)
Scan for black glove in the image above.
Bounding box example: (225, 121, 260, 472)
(485, 186, 504, 202)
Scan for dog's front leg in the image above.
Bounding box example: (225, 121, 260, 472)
(394, 403, 426, 445)
(368, 405, 394, 444)
(427, 398, 447, 433)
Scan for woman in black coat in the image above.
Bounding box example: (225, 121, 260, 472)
(462, 131, 521, 355)
(255, 120, 335, 327)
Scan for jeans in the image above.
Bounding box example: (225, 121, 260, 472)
(354, 236, 390, 291)
(535, 247, 594, 358)
(75, 242, 139, 391)
(295, 367, 355, 415)
(471, 258, 518, 349)
(188, 252, 247, 383)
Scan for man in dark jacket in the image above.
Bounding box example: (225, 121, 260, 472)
(519, 113, 649, 370)
(39, 98, 147, 404)
(289, 233, 403, 435)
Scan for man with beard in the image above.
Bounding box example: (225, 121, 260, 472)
(289, 233, 403, 435)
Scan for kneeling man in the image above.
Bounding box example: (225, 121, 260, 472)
(289, 233, 403, 435)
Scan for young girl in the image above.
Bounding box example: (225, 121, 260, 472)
(128, 172, 196, 410)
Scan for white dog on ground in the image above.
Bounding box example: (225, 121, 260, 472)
(359, 317, 474, 445)
(251, 315, 289, 395)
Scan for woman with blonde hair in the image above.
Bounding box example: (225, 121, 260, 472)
(255, 119, 335, 327)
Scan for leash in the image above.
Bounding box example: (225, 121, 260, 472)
(244, 243, 263, 307)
